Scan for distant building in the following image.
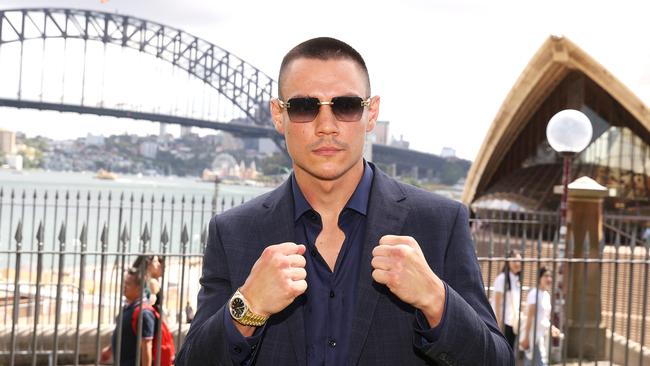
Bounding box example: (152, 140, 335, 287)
(441, 147, 456, 158)
(159, 123, 168, 137)
(0, 129, 16, 155)
(374, 121, 389, 145)
(6, 154, 23, 170)
(390, 134, 410, 149)
(85, 134, 105, 146)
(180, 126, 192, 137)
(139, 141, 158, 159)
(363, 134, 373, 161)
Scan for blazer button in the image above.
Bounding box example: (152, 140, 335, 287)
(328, 339, 336, 348)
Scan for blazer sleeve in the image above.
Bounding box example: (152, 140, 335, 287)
(175, 214, 236, 366)
(418, 203, 515, 366)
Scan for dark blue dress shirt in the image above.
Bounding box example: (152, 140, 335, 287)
(292, 162, 372, 366)
(224, 161, 448, 365)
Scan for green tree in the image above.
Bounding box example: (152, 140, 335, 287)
(259, 153, 291, 175)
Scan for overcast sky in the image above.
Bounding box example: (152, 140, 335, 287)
(2, 0, 650, 161)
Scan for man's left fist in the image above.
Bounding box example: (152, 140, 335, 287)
(371, 235, 446, 327)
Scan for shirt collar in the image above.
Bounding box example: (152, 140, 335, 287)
(291, 160, 374, 222)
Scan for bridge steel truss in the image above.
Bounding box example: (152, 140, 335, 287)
(0, 8, 278, 134)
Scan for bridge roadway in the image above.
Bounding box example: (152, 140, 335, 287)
(0, 98, 279, 139)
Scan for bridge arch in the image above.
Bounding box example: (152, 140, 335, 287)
(0, 8, 277, 127)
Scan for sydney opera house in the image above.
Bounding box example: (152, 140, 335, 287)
(463, 36, 650, 215)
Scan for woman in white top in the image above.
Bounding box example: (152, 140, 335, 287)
(491, 249, 522, 349)
(521, 266, 562, 366)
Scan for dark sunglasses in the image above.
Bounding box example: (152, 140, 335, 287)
(277, 96, 371, 123)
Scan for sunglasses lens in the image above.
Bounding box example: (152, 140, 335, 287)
(331, 97, 365, 122)
(286, 98, 320, 122)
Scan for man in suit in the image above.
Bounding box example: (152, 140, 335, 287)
(176, 37, 514, 366)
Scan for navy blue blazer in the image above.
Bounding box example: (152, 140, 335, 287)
(176, 165, 514, 366)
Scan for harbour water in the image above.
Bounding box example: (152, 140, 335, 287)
(0, 169, 272, 201)
(0, 169, 273, 267)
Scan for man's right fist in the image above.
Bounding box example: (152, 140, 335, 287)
(239, 242, 307, 317)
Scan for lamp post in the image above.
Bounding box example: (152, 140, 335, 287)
(546, 109, 593, 244)
(546, 109, 593, 358)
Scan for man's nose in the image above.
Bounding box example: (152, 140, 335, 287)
(314, 104, 339, 135)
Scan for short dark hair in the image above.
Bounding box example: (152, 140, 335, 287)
(133, 255, 165, 271)
(538, 266, 550, 281)
(126, 267, 142, 287)
(500, 249, 521, 292)
(278, 37, 371, 99)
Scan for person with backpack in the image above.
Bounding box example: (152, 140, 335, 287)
(101, 267, 155, 366)
(101, 266, 175, 366)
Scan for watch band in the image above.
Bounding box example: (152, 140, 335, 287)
(231, 289, 269, 327)
(238, 308, 268, 327)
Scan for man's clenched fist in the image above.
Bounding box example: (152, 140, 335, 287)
(239, 242, 308, 318)
(371, 235, 446, 327)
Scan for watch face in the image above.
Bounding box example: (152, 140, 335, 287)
(230, 297, 246, 319)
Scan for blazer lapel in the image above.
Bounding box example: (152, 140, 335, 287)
(348, 167, 409, 365)
(260, 180, 307, 366)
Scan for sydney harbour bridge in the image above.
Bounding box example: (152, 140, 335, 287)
(0, 7, 453, 177)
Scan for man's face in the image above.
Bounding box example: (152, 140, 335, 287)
(123, 273, 141, 302)
(271, 58, 379, 181)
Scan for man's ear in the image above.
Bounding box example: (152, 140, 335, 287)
(270, 99, 285, 135)
(366, 96, 380, 133)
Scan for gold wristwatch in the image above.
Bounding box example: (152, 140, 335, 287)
(228, 288, 269, 327)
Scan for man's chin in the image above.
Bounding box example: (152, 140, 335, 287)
(309, 168, 345, 181)
(296, 162, 348, 182)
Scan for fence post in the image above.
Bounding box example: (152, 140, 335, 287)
(52, 222, 67, 366)
(30, 222, 45, 366)
(10, 221, 23, 366)
(74, 223, 88, 366)
(94, 223, 109, 366)
(565, 176, 608, 360)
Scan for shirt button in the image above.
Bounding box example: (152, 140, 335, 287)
(328, 339, 337, 348)
(309, 212, 318, 220)
(233, 346, 242, 353)
(329, 291, 335, 298)
(310, 249, 317, 257)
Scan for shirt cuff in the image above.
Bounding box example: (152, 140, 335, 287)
(223, 306, 266, 365)
(414, 282, 449, 345)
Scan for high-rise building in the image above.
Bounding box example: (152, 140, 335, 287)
(159, 123, 168, 137)
(363, 134, 373, 161)
(180, 126, 192, 137)
(139, 141, 158, 159)
(374, 120, 389, 145)
(0, 129, 16, 155)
